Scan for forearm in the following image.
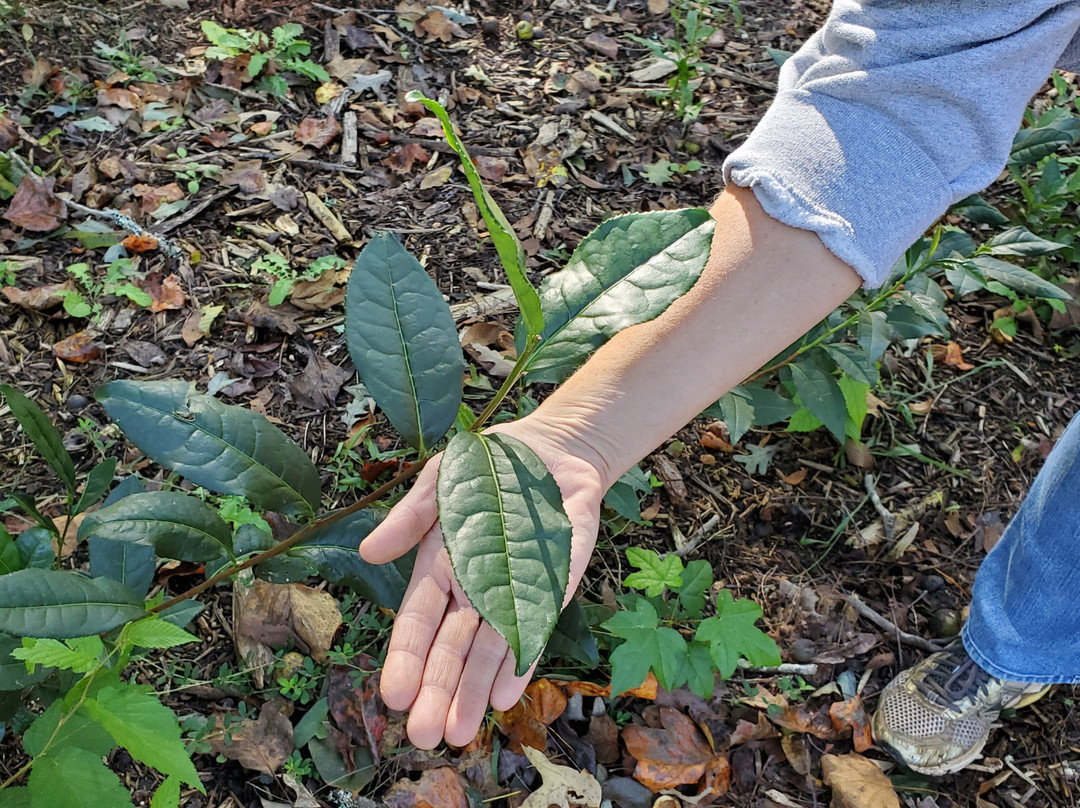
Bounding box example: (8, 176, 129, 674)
(527, 185, 861, 489)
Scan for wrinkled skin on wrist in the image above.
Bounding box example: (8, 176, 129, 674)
(359, 415, 605, 749)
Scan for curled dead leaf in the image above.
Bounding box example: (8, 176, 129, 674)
(208, 697, 294, 775)
(137, 273, 187, 313)
(496, 678, 567, 753)
(520, 745, 602, 808)
(295, 116, 343, 149)
(52, 331, 102, 363)
(829, 697, 873, 753)
(384, 766, 468, 808)
(622, 706, 719, 791)
(3, 280, 77, 311)
(821, 753, 900, 808)
(3, 176, 65, 232)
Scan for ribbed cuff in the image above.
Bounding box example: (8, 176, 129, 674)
(723, 90, 955, 288)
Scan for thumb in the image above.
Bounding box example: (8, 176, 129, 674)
(359, 458, 440, 563)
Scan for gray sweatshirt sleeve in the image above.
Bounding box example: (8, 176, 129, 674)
(722, 1, 1080, 288)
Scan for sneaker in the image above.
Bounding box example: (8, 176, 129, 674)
(871, 644, 1051, 775)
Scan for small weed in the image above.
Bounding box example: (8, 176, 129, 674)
(64, 257, 152, 319)
(201, 21, 331, 97)
(93, 39, 171, 83)
(640, 158, 702, 186)
(284, 750, 315, 778)
(253, 253, 344, 306)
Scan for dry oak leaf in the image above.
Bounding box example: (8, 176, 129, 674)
(521, 745, 602, 808)
(295, 116, 343, 149)
(52, 331, 103, 363)
(236, 578, 343, 666)
(208, 697, 294, 775)
(496, 678, 567, 754)
(558, 673, 660, 701)
(829, 697, 873, 753)
(384, 766, 468, 808)
(3, 176, 65, 232)
(3, 280, 77, 311)
(821, 753, 900, 808)
(622, 706, 721, 791)
(137, 273, 187, 313)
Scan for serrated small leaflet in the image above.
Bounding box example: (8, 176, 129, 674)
(789, 361, 847, 442)
(437, 432, 571, 675)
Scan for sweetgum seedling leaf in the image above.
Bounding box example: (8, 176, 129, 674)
(97, 380, 320, 517)
(28, 747, 135, 808)
(85, 684, 202, 788)
(0, 569, 144, 638)
(674, 560, 712, 620)
(288, 508, 409, 609)
(405, 91, 544, 338)
(624, 548, 682, 597)
(0, 384, 77, 496)
(696, 590, 780, 679)
(437, 432, 571, 675)
(346, 233, 463, 452)
(78, 491, 234, 563)
(603, 597, 686, 694)
(522, 209, 714, 383)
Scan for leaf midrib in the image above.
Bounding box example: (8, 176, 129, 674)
(480, 435, 520, 655)
(383, 251, 425, 452)
(84, 516, 228, 549)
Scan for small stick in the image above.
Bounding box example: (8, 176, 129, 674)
(583, 109, 636, 143)
(737, 661, 819, 677)
(341, 110, 359, 166)
(665, 513, 720, 559)
(846, 593, 947, 654)
(864, 473, 895, 540)
(65, 199, 183, 259)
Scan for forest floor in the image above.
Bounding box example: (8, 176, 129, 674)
(2, 0, 1080, 807)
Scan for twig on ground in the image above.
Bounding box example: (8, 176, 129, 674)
(864, 473, 895, 540)
(65, 199, 183, 259)
(845, 593, 948, 653)
(665, 513, 721, 559)
(310, 3, 427, 56)
(737, 660, 819, 677)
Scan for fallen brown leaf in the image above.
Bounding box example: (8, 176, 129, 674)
(652, 453, 687, 506)
(131, 182, 184, 215)
(290, 349, 350, 411)
(520, 745, 602, 808)
(52, 331, 102, 363)
(295, 116, 343, 149)
(181, 304, 224, 347)
(288, 269, 349, 311)
(829, 697, 873, 753)
(385, 142, 429, 173)
(384, 766, 468, 808)
(3, 280, 77, 311)
(778, 467, 807, 486)
(3, 176, 65, 232)
(496, 678, 567, 753)
(729, 712, 777, 746)
(821, 753, 900, 808)
(208, 697, 294, 775)
(929, 341, 975, 371)
(583, 32, 619, 59)
(121, 233, 159, 253)
(622, 706, 720, 791)
(219, 160, 267, 195)
(328, 658, 386, 766)
(236, 578, 342, 678)
(137, 273, 187, 312)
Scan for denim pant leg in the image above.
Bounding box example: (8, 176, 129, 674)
(962, 411, 1080, 684)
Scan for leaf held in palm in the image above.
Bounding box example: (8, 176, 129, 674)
(437, 432, 572, 675)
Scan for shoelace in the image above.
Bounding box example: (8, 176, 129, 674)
(914, 649, 993, 706)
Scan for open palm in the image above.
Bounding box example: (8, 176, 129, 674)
(359, 418, 606, 749)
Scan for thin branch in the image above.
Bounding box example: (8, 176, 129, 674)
(845, 593, 948, 654)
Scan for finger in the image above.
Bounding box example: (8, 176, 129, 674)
(444, 622, 510, 747)
(360, 459, 440, 563)
(406, 603, 481, 750)
(489, 652, 536, 712)
(380, 559, 449, 711)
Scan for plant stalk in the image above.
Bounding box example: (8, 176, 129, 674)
(151, 457, 428, 614)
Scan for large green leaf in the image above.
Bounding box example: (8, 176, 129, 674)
(28, 747, 134, 808)
(522, 209, 714, 383)
(788, 361, 846, 442)
(0, 385, 77, 496)
(84, 684, 201, 787)
(0, 634, 53, 691)
(78, 491, 234, 563)
(345, 234, 463, 453)
(72, 457, 117, 516)
(97, 380, 320, 517)
(437, 432, 572, 675)
(986, 226, 1065, 257)
(0, 569, 144, 638)
(970, 255, 1071, 300)
(406, 92, 544, 338)
(14, 527, 54, 570)
(89, 537, 156, 600)
(287, 509, 408, 609)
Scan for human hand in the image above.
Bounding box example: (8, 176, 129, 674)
(359, 417, 607, 749)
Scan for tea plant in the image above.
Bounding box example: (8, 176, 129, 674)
(201, 21, 331, 96)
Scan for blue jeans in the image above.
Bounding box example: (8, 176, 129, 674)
(963, 411, 1080, 684)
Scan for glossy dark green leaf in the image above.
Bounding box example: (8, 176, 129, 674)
(89, 537, 156, 600)
(0, 634, 52, 691)
(945, 263, 988, 297)
(0, 385, 77, 496)
(543, 599, 599, 668)
(79, 491, 233, 563)
(740, 385, 798, 426)
(987, 226, 1065, 257)
(950, 194, 1009, 226)
(856, 310, 891, 362)
(886, 303, 945, 339)
(73, 458, 117, 516)
(6, 492, 56, 535)
(1010, 126, 1076, 166)
(789, 362, 846, 442)
(103, 476, 145, 506)
(603, 466, 650, 524)
(406, 93, 543, 338)
(15, 527, 54, 571)
(522, 209, 714, 383)
(0, 527, 22, 576)
(252, 554, 315, 584)
(437, 432, 572, 675)
(0, 569, 144, 639)
(824, 343, 878, 385)
(970, 255, 1071, 300)
(287, 509, 408, 609)
(97, 380, 320, 517)
(345, 233, 463, 453)
(157, 600, 205, 630)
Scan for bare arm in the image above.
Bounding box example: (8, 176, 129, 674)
(360, 184, 861, 748)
